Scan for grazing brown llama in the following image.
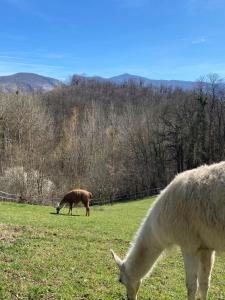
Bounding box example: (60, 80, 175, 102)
(111, 161, 225, 300)
(56, 189, 92, 216)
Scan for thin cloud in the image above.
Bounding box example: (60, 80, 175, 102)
(187, 0, 225, 12)
(3, 0, 23, 4)
(11, 62, 63, 68)
(115, 0, 149, 8)
(0, 60, 63, 70)
(0, 52, 65, 75)
(171, 61, 225, 78)
(191, 37, 207, 44)
(181, 36, 207, 45)
(0, 55, 22, 60)
(3, 0, 28, 9)
(0, 59, 65, 78)
(0, 50, 68, 60)
(3, 0, 57, 23)
(2, 34, 27, 41)
(39, 53, 67, 59)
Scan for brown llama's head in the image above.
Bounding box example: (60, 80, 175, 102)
(56, 203, 61, 214)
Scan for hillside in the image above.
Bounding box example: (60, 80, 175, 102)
(0, 198, 225, 299)
(0, 73, 61, 93)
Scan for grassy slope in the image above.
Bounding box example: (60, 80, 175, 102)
(0, 198, 225, 300)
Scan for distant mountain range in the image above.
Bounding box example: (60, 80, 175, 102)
(108, 73, 196, 90)
(0, 73, 61, 93)
(71, 73, 197, 90)
(0, 72, 198, 93)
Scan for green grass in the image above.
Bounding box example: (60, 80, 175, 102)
(0, 198, 225, 299)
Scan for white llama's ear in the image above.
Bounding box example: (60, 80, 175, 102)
(110, 249, 123, 269)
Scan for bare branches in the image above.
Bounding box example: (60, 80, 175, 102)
(1, 74, 225, 202)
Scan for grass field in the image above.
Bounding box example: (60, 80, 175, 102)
(0, 198, 225, 300)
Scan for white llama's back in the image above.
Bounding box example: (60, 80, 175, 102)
(147, 161, 225, 252)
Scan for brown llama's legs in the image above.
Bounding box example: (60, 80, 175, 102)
(85, 203, 90, 216)
(68, 205, 73, 215)
(87, 206, 90, 216)
(198, 250, 215, 300)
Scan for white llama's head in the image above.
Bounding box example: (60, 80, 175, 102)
(111, 250, 141, 300)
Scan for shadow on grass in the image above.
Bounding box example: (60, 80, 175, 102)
(49, 212, 81, 217)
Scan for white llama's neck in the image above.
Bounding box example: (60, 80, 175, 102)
(124, 221, 163, 281)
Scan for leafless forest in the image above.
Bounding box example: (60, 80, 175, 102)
(0, 74, 225, 203)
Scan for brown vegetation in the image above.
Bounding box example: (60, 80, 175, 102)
(0, 74, 225, 203)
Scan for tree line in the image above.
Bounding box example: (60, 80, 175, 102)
(0, 73, 224, 203)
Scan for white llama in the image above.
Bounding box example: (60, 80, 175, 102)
(111, 161, 225, 300)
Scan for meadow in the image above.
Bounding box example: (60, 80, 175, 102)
(0, 198, 225, 300)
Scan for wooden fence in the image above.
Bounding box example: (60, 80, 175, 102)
(0, 187, 163, 207)
(0, 191, 18, 201)
(91, 187, 162, 205)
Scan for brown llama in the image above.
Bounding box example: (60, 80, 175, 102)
(56, 189, 93, 216)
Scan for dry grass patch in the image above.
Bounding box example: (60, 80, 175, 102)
(0, 224, 25, 243)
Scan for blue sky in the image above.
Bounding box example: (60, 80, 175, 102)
(0, 0, 225, 81)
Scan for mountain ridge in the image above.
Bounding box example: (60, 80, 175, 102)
(0, 72, 61, 93)
(0, 72, 198, 92)
(81, 73, 197, 90)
